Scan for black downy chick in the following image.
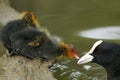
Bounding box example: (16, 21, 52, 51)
(0, 12, 79, 60)
(0, 12, 39, 55)
(10, 28, 60, 59)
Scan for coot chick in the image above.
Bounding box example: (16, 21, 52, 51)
(9, 28, 79, 60)
(0, 11, 79, 60)
(0, 11, 39, 54)
(77, 40, 120, 80)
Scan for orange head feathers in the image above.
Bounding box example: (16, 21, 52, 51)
(60, 42, 79, 59)
(20, 11, 40, 28)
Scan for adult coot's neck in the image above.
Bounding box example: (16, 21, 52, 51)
(105, 64, 120, 80)
(92, 42, 120, 80)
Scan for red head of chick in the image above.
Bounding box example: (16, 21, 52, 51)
(58, 42, 79, 59)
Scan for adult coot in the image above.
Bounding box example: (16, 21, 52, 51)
(77, 40, 120, 80)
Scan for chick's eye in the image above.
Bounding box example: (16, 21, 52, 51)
(70, 48, 74, 52)
(68, 44, 75, 52)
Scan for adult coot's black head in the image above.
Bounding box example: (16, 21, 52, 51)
(77, 40, 120, 80)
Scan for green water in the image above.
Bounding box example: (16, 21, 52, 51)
(10, 0, 120, 80)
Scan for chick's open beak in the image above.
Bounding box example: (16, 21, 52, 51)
(71, 50, 79, 59)
(67, 44, 79, 59)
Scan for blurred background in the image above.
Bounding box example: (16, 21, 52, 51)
(3, 0, 120, 80)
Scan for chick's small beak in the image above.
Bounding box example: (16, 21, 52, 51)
(67, 44, 79, 59)
(71, 50, 79, 59)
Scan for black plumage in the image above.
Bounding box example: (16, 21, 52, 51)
(1, 12, 37, 54)
(92, 42, 120, 80)
(10, 28, 61, 59)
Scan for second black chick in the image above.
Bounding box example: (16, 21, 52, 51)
(1, 11, 39, 55)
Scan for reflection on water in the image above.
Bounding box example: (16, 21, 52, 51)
(50, 60, 105, 80)
(83, 65, 92, 71)
(78, 26, 120, 40)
